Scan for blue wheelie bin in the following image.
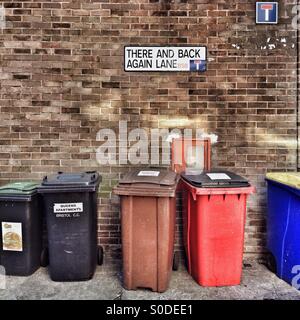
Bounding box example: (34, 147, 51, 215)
(266, 172, 300, 289)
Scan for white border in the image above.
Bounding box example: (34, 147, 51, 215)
(124, 46, 207, 72)
(256, 2, 278, 24)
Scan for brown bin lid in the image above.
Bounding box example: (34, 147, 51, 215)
(114, 169, 179, 197)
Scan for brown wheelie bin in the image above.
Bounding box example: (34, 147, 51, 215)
(113, 169, 179, 293)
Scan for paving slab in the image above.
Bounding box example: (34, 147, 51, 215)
(0, 261, 299, 300)
(0, 267, 122, 300)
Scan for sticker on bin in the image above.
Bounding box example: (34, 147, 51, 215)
(2, 222, 23, 252)
(137, 171, 160, 177)
(54, 203, 83, 213)
(206, 173, 231, 180)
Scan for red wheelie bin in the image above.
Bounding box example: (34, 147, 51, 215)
(171, 138, 255, 287)
(180, 171, 255, 286)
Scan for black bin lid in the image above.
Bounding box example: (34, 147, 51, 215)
(39, 171, 101, 193)
(181, 170, 250, 188)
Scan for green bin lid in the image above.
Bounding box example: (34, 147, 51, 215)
(266, 172, 300, 190)
(0, 181, 39, 195)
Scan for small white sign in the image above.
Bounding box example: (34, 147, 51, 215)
(54, 203, 83, 213)
(2, 222, 23, 252)
(207, 173, 231, 180)
(125, 46, 207, 72)
(138, 171, 160, 177)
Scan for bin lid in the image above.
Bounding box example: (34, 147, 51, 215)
(114, 169, 179, 197)
(119, 169, 178, 186)
(0, 181, 39, 200)
(181, 170, 250, 188)
(39, 171, 101, 193)
(0, 181, 39, 195)
(266, 172, 300, 190)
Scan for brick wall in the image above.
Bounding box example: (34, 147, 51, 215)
(0, 0, 298, 263)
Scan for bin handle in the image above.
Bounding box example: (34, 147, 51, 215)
(191, 189, 197, 201)
(85, 171, 97, 181)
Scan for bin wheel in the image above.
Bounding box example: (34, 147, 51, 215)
(172, 251, 180, 271)
(97, 246, 104, 266)
(266, 252, 277, 273)
(41, 247, 49, 267)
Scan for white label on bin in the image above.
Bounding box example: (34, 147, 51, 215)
(2, 222, 23, 252)
(54, 203, 83, 213)
(206, 173, 231, 180)
(137, 171, 160, 177)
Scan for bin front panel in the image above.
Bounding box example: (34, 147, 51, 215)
(157, 197, 176, 292)
(121, 196, 157, 291)
(0, 196, 42, 276)
(43, 192, 97, 281)
(182, 190, 198, 276)
(121, 195, 175, 293)
(197, 193, 247, 286)
(282, 198, 300, 284)
(182, 180, 250, 287)
(267, 180, 300, 285)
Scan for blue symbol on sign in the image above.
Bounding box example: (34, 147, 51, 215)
(256, 2, 278, 24)
(190, 60, 206, 72)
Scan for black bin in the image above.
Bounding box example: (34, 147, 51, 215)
(0, 182, 43, 276)
(38, 171, 103, 281)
